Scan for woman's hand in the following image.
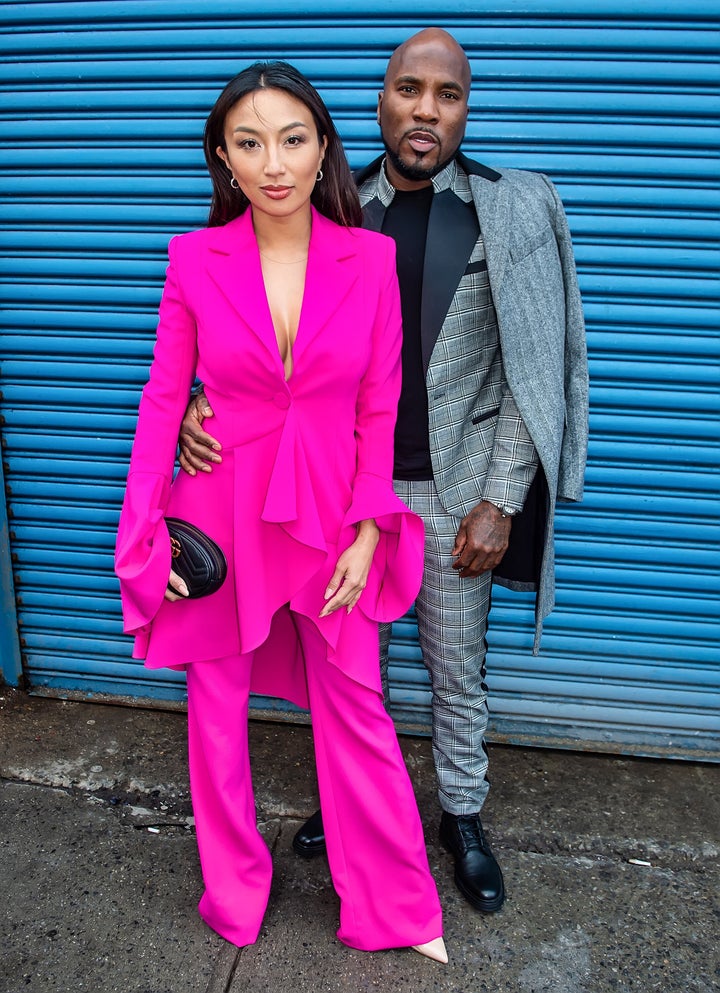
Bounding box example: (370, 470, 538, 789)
(165, 570, 189, 602)
(320, 519, 380, 617)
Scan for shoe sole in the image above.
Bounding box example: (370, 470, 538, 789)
(452, 869, 505, 913)
(291, 838, 327, 859)
(439, 833, 505, 913)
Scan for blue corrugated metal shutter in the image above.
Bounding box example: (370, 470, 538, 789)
(0, 1, 718, 758)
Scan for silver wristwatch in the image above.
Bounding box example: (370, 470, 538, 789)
(487, 501, 518, 519)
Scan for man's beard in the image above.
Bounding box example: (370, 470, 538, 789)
(383, 140, 454, 182)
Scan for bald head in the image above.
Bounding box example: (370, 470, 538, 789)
(384, 28, 471, 93)
(377, 27, 470, 190)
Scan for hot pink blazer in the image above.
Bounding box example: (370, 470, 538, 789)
(115, 207, 424, 704)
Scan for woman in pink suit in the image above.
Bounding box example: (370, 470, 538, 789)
(115, 62, 446, 962)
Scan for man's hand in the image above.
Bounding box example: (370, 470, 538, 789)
(451, 501, 512, 578)
(178, 389, 222, 476)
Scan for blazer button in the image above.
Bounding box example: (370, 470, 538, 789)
(272, 391, 291, 409)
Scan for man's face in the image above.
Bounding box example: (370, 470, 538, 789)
(377, 35, 470, 190)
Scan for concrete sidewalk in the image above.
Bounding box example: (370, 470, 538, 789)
(1, 687, 718, 993)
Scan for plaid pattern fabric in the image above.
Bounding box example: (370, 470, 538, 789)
(360, 159, 537, 811)
(362, 155, 587, 804)
(365, 155, 473, 207)
(359, 159, 539, 518)
(381, 480, 492, 814)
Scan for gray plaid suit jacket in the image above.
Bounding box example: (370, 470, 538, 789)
(356, 154, 589, 650)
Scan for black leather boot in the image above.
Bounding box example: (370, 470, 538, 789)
(292, 808, 326, 857)
(439, 811, 505, 912)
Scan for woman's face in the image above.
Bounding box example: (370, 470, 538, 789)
(217, 87, 327, 222)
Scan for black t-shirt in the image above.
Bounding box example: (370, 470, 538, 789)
(381, 185, 434, 480)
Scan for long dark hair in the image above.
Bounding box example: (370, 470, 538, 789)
(204, 61, 361, 228)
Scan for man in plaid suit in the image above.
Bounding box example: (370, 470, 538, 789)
(179, 28, 588, 914)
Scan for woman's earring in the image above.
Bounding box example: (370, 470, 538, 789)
(316, 169, 324, 182)
(230, 176, 239, 189)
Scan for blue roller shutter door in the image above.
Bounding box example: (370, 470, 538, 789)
(0, 2, 717, 757)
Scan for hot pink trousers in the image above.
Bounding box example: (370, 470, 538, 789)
(185, 607, 443, 950)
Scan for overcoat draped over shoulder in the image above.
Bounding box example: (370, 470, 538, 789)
(356, 153, 589, 651)
(115, 208, 425, 705)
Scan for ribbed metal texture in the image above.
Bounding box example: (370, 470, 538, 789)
(1, 1, 718, 757)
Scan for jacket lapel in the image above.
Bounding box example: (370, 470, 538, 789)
(205, 211, 282, 371)
(356, 155, 510, 372)
(356, 154, 387, 232)
(468, 172, 512, 300)
(360, 196, 386, 233)
(293, 209, 359, 363)
(205, 208, 359, 375)
(420, 190, 479, 372)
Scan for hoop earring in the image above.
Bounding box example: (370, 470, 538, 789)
(316, 169, 324, 182)
(230, 176, 239, 189)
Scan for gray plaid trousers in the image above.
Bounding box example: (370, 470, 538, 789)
(380, 479, 492, 815)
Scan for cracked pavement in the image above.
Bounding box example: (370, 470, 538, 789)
(1, 688, 718, 993)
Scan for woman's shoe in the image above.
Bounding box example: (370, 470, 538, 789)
(411, 937, 448, 964)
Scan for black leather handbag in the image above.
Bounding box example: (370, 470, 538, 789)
(165, 517, 227, 599)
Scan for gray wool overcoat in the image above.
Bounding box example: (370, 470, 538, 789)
(356, 153, 589, 652)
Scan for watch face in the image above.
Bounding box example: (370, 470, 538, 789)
(486, 500, 516, 517)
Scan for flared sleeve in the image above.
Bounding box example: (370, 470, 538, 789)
(344, 237, 425, 621)
(115, 236, 198, 644)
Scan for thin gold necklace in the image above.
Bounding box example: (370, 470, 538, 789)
(259, 251, 308, 264)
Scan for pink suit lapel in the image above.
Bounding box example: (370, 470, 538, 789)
(204, 208, 360, 376)
(293, 208, 360, 365)
(205, 210, 282, 374)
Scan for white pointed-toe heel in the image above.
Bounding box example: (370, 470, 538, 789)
(411, 937, 448, 964)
